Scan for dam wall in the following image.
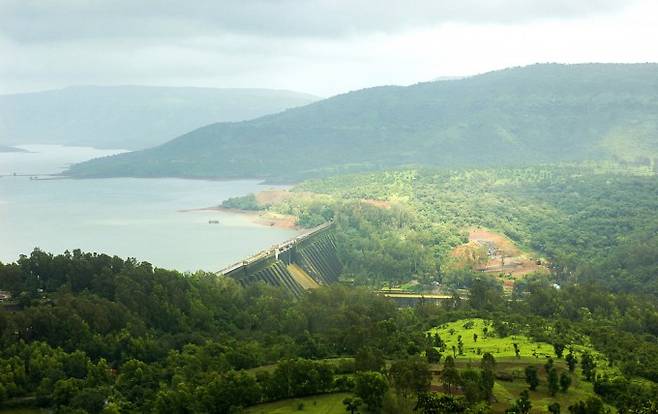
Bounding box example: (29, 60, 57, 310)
(219, 222, 341, 295)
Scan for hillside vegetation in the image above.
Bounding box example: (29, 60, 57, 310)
(0, 86, 317, 150)
(239, 163, 658, 296)
(1, 249, 656, 413)
(67, 64, 658, 179)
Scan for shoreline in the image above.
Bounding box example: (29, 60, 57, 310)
(179, 206, 300, 230)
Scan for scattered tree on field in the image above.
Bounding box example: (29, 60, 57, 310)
(524, 366, 540, 391)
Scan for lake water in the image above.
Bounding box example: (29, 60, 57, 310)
(0, 145, 298, 271)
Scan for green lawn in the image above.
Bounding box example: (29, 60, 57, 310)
(489, 366, 599, 413)
(428, 318, 618, 413)
(244, 393, 351, 414)
(428, 318, 615, 369)
(428, 318, 556, 359)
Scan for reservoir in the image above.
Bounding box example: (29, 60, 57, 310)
(0, 145, 298, 271)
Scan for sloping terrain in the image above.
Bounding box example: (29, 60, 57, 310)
(67, 63, 658, 180)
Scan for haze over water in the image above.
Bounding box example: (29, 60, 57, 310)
(0, 145, 297, 271)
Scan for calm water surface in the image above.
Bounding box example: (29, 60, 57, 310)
(0, 145, 297, 271)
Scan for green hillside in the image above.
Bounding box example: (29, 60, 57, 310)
(67, 63, 658, 180)
(0, 86, 318, 150)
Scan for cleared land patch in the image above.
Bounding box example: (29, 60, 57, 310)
(428, 319, 613, 413)
(450, 228, 549, 291)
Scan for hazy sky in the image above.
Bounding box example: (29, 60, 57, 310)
(1, 0, 657, 97)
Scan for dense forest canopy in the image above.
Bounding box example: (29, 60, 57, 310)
(67, 64, 658, 180)
(0, 245, 657, 413)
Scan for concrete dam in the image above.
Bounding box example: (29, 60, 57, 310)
(218, 222, 341, 295)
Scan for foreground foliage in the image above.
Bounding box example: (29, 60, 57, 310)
(0, 248, 657, 412)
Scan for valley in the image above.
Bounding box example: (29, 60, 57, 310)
(1, 68, 658, 414)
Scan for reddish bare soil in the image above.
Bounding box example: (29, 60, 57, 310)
(450, 228, 549, 285)
(361, 199, 392, 209)
(254, 189, 294, 205)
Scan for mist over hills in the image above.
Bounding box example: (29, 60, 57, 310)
(67, 64, 658, 180)
(0, 145, 25, 153)
(0, 86, 318, 150)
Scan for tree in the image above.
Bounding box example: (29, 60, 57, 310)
(480, 353, 496, 402)
(507, 390, 532, 414)
(414, 392, 466, 414)
(468, 277, 503, 311)
(560, 371, 572, 393)
(581, 353, 596, 382)
(548, 368, 559, 396)
(441, 356, 461, 395)
(566, 353, 577, 373)
(460, 369, 482, 404)
(198, 371, 262, 413)
(268, 359, 333, 399)
(153, 385, 195, 414)
(568, 397, 607, 414)
(549, 402, 561, 414)
(513, 343, 521, 358)
(553, 343, 565, 359)
(388, 357, 431, 398)
(355, 346, 385, 372)
(433, 333, 444, 348)
(426, 347, 442, 364)
(354, 371, 388, 413)
(524, 366, 539, 391)
(343, 397, 363, 414)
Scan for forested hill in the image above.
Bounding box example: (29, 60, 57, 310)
(0, 86, 318, 150)
(66, 63, 658, 180)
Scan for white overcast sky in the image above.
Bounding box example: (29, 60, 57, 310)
(1, 0, 657, 97)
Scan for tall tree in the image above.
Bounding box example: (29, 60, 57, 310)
(548, 368, 559, 396)
(354, 371, 388, 413)
(442, 356, 461, 395)
(343, 397, 363, 414)
(566, 353, 577, 373)
(559, 371, 572, 393)
(524, 366, 540, 391)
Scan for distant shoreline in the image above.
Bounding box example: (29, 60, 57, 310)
(0, 145, 29, 153)
(179, 206, 299, 230)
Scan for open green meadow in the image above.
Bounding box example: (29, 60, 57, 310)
(429, 318, 614, 368)
(488, 363, 600, 413)
(244, 393, 351, 414)
(428, 319, 617, 413)
(429, 318, 556, 359)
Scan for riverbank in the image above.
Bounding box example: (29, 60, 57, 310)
(180, 206, 299, 230)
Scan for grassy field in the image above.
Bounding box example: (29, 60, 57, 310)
(244, 393, 351, 414)
(429, 318, 556, 359)
(488, 361, 599, 413)
(428, 318, 616, 413)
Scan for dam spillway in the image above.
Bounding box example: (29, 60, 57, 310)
(218, 222, 341, 295)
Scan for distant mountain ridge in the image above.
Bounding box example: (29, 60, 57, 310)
(67, 64, 658, 180)
(0, 145, 26, 153)
(0, 85, 318, 150)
